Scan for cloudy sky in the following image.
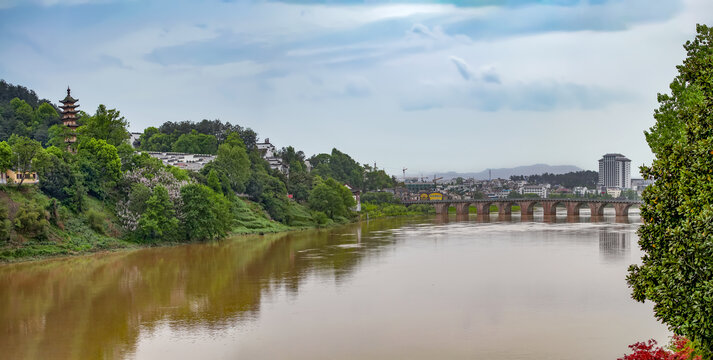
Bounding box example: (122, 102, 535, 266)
(1, 0, 711, 177)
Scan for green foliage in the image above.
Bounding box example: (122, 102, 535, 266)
(0, 141, 11, 172)
(8, 135, 42, 185)
(361, 191, 399, 205)
(14, 202, 49, 240)
(207, 169, 222, 193)
(85, 209, 106, 234)
(287, 171, 313, 202)
(627, 24, 713, 357)
(230, 196, 290, 233)
(78, 104, 129, 147)
(33, 147, 80, 205)
(207, 140, 250, 193)
(180, 184, 231, 241)
(510, 171, 598, 188)
(364, 169, 395, 191)
(137, 185, 179, 242)
(0, 80, 60, 143)
(76, 138, 121, 198)
(311, 148, 364, 190)
(308, 176, 355, 220)
(0, 202, 10, 242)
(361, 203, 434, 218)
(172, 130, 217, 154)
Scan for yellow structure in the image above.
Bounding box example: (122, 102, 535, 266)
(419, 193, 429, 200)
(428, 192, 444, 201)
(1, 170, 39, 185)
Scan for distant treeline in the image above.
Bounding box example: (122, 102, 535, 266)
(0, 80, 61, 144)
(510, 170, 598, 188)
(136, 120, 258, 154)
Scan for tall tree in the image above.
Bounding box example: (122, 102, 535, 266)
(137, 185, 179, 242)
(0, 141, 11, 174)
(8, 135, 42, 185)
(78, 104, 130, 147)
(627, 24, 713, 357)
(76, 138, 121, 198)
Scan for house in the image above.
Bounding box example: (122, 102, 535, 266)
(143, 151, 216, 171)
(344, 184, 361, 212)
(256, 138, 289, 175)
(1, 169, 39, 185)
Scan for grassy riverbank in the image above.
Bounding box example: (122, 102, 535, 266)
(0, 186, 327, 263)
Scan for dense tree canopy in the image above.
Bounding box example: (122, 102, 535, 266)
(78, 104, 130, 147)
(510, 171, 598, 188)
(137, 119, 258, 154)
(627, 24, 713, 358)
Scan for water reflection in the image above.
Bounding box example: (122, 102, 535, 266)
(599, 231, 631, 263)
(0, 215, 661, 360)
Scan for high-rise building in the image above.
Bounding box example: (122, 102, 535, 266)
(598, 153, 631, 189)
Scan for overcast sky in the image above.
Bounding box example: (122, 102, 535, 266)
(1, 0, 712, 177)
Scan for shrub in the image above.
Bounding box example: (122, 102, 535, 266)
(619, 336, 702, 360)
(13, 202, 49, 240)
(85, 209, 106, 235)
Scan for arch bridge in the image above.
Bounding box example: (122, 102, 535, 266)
(403, 198, 641, 221)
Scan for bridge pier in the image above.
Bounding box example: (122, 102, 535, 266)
(565, 202, 583, 217)
(589, 203, 605, 217)
(519, 201, 536, 217)
(542, 202, 558, 217)
(614, 203, 633, 218)
(475, 203, 491, 220)
(455, 203, 470, 217)
(433, 202, 450, 215)
(496, 202, 512, 217)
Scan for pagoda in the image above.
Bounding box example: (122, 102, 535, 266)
(59, 87, 79, 148)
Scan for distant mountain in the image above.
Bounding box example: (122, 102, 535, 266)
(437, 164, 584, 180)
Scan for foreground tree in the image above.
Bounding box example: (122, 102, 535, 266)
(8, 135, 42, 185)
(627, 24, 713, 357)
(78, 104, 130, 147)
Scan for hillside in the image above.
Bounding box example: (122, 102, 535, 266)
(438, 164, 584, 180)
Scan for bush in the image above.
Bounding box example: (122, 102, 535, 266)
(311, 211, 331, 226)
(361, 191, 399, 205)
(13, 202, 49, 240)
(619, 336, 702, 360)
(85, 209, 106, 235)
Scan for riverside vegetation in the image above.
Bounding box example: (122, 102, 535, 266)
(621, 24, 713, 359)
(0, 81, 433, 262)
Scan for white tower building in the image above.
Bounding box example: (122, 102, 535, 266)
(598, 153, 631, 189)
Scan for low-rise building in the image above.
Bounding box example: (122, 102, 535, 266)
(144, 151, 216, 171)
(520, 185, 549, 198)
(606, 188, 622, 198)
(256, 138, 289, 175)
(1, 170, 39, 185)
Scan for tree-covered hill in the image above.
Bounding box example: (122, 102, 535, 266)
(510, 170, 598, 188)
(0, 80, 407, 261)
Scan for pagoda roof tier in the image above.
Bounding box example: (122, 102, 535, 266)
(59, 104, 79, 109)
(59, 87, 78, 104)
(61, 111, 79, 116)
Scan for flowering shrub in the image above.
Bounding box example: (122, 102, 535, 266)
(619, 336, 702, 360)
(116, 167, 191, 230)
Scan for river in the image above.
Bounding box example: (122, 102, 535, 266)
(0, 211, 668, 359)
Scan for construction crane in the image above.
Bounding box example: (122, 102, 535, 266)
(432, 175, 443, 186)
(402, 167, 407, 182)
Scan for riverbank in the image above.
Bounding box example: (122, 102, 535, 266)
(0, 186, 338, 263)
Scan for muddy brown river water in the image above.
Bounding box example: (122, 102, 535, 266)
(0, 212, 668, 359)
